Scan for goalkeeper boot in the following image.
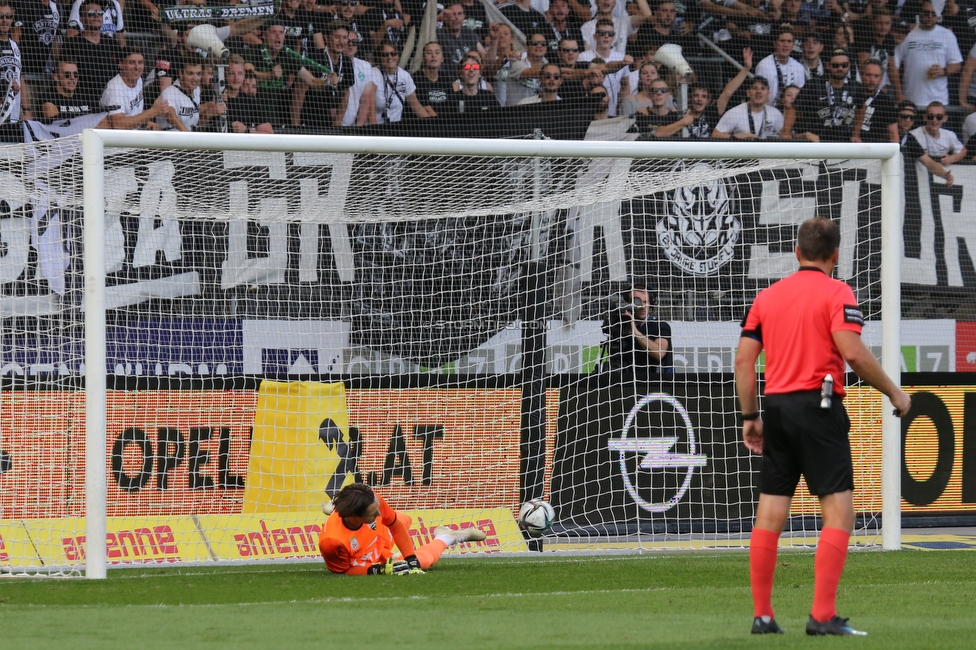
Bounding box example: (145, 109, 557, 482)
(751, 617, 785, 635)
(433, 526, 488, 544)
(805, 615, 867, 636)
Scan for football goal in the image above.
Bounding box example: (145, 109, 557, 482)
(0, 131, 901, 578)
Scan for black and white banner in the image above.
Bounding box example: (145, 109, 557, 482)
(0, 139, 972, 374)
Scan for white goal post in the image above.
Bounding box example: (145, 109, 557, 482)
(73, 132, 901, 577)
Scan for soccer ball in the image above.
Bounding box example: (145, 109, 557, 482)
(518, 499, 555, 536)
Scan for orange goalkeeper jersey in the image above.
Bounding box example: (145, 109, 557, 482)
(318, 494, 399, 575)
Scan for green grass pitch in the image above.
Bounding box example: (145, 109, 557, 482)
(2, 551, 974, 649)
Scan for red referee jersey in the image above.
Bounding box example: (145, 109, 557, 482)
(741, 267, 864, 397)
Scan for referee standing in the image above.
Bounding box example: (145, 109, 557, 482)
(735, 217, 911, 636)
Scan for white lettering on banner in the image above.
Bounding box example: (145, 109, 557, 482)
(293, 153, 355, 282)
(221, 181, 288, 290)
(134, 161, 183, 268)
(104, 167, 139, 274)
(905, 160, 940, 285)
(0, 217, 31, 285)
(223, 150, 288, 180)
(566, 156, 632, 283)
(750, 165, 817, 279)
(0, 173, 32, 301)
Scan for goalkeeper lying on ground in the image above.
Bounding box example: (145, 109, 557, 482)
(318, 483, 486, 575)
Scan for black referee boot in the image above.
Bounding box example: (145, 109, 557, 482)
(805, 615, 868, 636)
(751, 617, 786, 634)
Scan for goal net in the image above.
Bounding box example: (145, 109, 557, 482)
(0, 132, 900, 576)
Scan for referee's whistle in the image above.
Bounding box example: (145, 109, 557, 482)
(820, 374, 834, 409)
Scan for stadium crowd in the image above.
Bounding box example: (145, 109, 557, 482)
(2, 0, 976, 171)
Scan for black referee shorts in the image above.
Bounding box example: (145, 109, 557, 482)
(760, 390, 855, 498)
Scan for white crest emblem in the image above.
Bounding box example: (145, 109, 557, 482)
(656, 161, 740, 276)
(350, 536, 359, 552)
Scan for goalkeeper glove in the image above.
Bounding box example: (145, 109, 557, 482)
(367, 559, 395, 575)
(366, 557, 425, 576)
(395, 555, 425, 575)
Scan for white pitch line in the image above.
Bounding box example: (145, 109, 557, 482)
(7, 580, 975, 610)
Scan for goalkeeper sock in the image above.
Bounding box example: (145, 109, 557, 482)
(414, 540, 449, 569)
(811, 527, 850, 622)
(435, 533, 456, 546)
(750, 527, 780, 619)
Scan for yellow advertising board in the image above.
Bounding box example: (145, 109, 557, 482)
(243, 381, 350, 513)
(0, 509, 524, 569)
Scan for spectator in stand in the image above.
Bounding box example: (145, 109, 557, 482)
(67, 0, 124, 47)
(775, 81, 820, 140)
(634, 78, 677, 134)
(0, 1, 23, 120)
(244, 23, 293, 126)
(14, 0, 62, 76)
(641, 0, 696, 51)
(102, 46, 178, 129)
(776, 0, 813, 39)
(788, 47, 861, 142)
(414, 41, 452, 116)
(589, 80, 611, 119)
(298, 20, 355, 128)
(371, 40, 431, 122)
(483, 22, 519, 106)
(724, 0, 777, 60)
(506, 29, 550, 106)
(363, 0, 410, 51)
(545, 0, 584, 59)
(555, 37, 589, 99)
(501, 0, 550, 38)
(340, 30, 376, 125)
(713, 75, 785, 138)
(831, 22, 855, 52)
(963, 109, 976, 151)
(891, 1, 962, 106)
(625, 54, 662, 103)
(903, 101, 966, 186)
(579, 18, 634, 114)
(755, 27, 806, 106)
(447, 54, 502, 112)
(580, 0, 652, 56)
(437, 3, 484, 67)
(855, 7, 894, 88)
(956, 37, 976, 113)
(314, 0, 370, 54)
(61, 0, 123, 104)
(221, 55, 274, 133)
(277, 0, 315, 55)
(800, 31, 824, 81)
(519, 62, 564, 103)
(619, 60, 660, 115)
(852, 59, 897, 142)
(155, 58, 225, 131)
(894, 99, 916, 145)
(459, 0, 488, 40)
(654, 83, 723, 137)
(713, 47, 759, 114)
(36, 58, 109, 122)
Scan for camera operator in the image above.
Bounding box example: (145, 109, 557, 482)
(602, 285, 673, 378)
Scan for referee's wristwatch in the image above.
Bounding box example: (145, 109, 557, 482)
(741, 411, 760, 421)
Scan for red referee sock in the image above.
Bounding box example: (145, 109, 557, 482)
(749, 527, 781, 619)
(811, 527, 851, 622)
